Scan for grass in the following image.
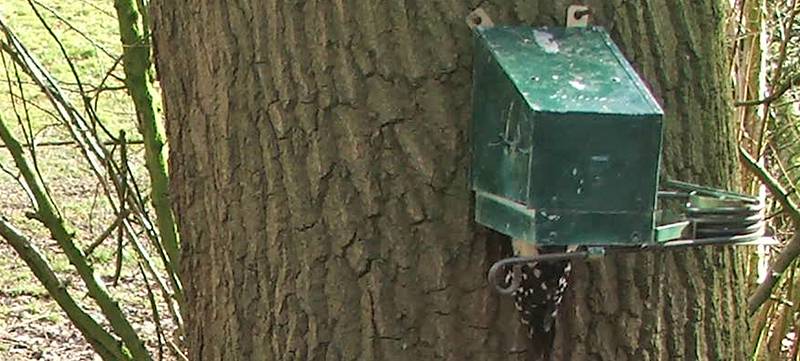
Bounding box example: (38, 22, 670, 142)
(0, 0, 174, 359)
(0, 0, 135, 136)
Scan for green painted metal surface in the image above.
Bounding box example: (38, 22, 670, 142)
(471, 26, 664, 246)
(475, 191, 537, 241)
(655, 221, 690, 243)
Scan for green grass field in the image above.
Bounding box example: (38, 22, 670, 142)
(0, 0, 172, 359)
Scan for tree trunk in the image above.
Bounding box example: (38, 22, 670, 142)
(152, 0, 747, 360)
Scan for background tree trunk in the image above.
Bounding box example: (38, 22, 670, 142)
(152, 0, 747, 360)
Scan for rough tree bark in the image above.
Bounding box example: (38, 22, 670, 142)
(152, 0, 747, 360)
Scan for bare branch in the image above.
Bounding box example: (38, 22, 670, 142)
(741, 147, 800, 313)
(84, 209, 129, 256)
(29, 0, 116, 59)
(0, 138, 143, 149)
(0, 217, 132, 361)
(735, 73, 800, 106)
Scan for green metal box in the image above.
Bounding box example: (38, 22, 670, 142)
(470, 26, 664, 246)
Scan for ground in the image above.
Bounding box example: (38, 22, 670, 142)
(0, 0, 175, 359)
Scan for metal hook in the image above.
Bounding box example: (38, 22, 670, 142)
(487, 252, 592, 294)
(488, 258, 524, 294)
(487, 234, 777, 296)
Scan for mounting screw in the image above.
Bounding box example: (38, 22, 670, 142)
(566, 5, 591, 28)
(466, 8, 495, 30)
(574, 9, 591, 19)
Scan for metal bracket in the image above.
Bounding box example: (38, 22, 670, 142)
(567, 5, 591, 27)
(466, 8, 494, 30)
(488, 235, 776, 295)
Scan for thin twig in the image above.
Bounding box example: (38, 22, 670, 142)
(1, 47, 45, 207)
(166, 338, 188, 361)
(138, 262, 164, 361)
(91, 54, 124, 133)
(8, 92, 67, 123)
(0, 138, 143, 148)
(75, 0, 117, 18)
(84, 209, 129, 256)
(113, 131, 128, 286)
(29, 0, 117, 59)
(736, 73, 800, 106)
(27, 0, 93, 121)
(742, 147, 800, 313)
(755, 0, 800, 158)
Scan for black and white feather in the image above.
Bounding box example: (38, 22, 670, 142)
(505, 244, 573, 353)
